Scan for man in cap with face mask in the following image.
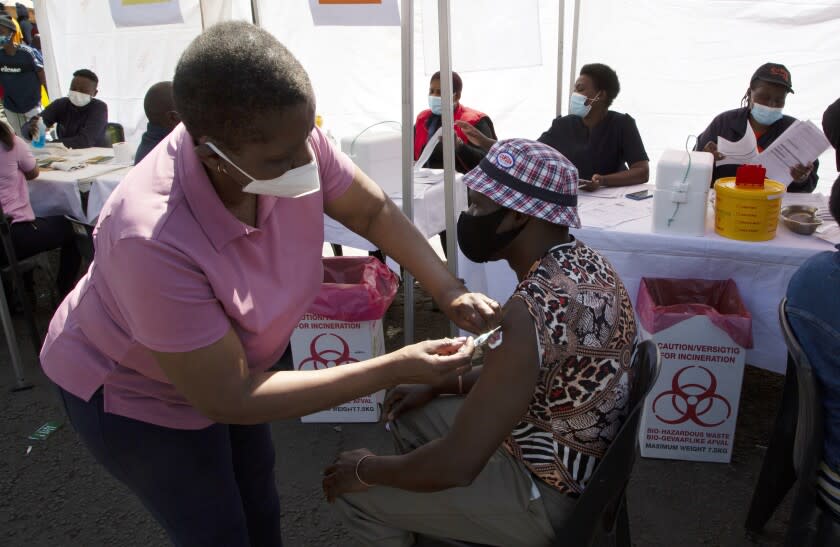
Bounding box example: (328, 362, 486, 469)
(325, 139, 638, 546)
(23, 68, 109, 148)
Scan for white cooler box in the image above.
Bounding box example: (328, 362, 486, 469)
(342, 130, 402, 196)
(652, 150, 714, 236)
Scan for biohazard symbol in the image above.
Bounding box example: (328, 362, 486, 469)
(297, 333, 359, 370)
(652, 366, 732, 427)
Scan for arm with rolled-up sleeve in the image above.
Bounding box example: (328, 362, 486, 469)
(58, 101, 108, 149)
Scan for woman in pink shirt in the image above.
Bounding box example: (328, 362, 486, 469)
(0, 120, 80, 298)
(39, 22, 498, 546)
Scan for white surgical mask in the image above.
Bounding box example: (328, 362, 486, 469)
(68, 91, 92, 108)
(750, 103, 784, 126)
(428, 95, 442, 116)
(205, 142, 321, 199)
(569, 92, 593, 118)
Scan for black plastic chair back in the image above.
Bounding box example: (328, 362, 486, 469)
(780, 298, 822, 480)
(65, 217, 95, 263)
(561, 339, 661, 547)
(778, 298, 840, 546)
(0, 202, 44, 353)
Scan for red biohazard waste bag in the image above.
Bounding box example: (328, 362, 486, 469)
(307, 256, 399, 322)
(636, 278, 753, 349)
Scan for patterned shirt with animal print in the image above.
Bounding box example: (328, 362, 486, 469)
(505, 238, 637, 496)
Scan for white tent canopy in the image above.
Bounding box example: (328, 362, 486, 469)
(33, 0, 839, 189)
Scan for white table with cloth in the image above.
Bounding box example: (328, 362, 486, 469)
(457, 187, 835, 374)
(28, 160, 461, 247)
(323, 168, 467, 250)
(27, 146, 132, 225)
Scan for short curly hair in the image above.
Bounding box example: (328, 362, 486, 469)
(579, 63, 620, 106)
(173, 22, 314, 151)
(73, 69, 99, 85)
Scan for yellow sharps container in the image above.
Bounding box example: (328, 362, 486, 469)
(714, 177, 786, 241)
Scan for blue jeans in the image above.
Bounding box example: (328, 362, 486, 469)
(58, 387, 283, 546)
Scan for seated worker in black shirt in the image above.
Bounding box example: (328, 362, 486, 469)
(23, 68, 109, 149)
(414, 70, 496, 174)
(696, 62, 818, 193)
(457, 63, 649, 192)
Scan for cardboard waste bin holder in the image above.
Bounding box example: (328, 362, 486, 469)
(636, 278, 753, 463)
(291, 257, 398, 423)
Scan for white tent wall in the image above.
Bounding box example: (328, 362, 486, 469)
(33, 1, 839, 186)
(33, 0, 254, 150)
(257, 1, 565, 150)
(575, 0, 840, 193)
(34, 0, 207, 149)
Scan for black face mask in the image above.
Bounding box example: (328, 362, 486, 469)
(457, 207, 527, 263)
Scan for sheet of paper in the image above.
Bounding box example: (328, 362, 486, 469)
(579, 198, 653, 229)
(759, 120, 832, 186)
(782, 192, 828, 209)
(414, 168, 443, 185)
(414, 126, 442, 170)
(815, 223, 840, 245)
(716, 125, 758, 166)
(580, 185, 653, 199)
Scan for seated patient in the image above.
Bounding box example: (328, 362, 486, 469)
(323, 139, 638, 546)
(786, 177, 840, 518)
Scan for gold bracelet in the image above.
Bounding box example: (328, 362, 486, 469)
(355, 454, 375, 487)
(458, 374, 463, 395)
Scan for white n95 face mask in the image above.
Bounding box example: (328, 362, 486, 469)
(68, 91, 92, 108)
(205, 142, 321, 199)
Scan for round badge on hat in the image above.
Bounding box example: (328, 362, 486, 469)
(497, 151, 515, 169)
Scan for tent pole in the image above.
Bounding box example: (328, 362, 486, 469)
(568, 0, 580, 99)
(401, 0, 416, 345)
(250, 0, 260, 26)
(556, 0, 565, 117)
(437, 0, 457, 337)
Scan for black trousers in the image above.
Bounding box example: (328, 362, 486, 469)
(59, 387, 284, 546)
(1, 216, 82, 295)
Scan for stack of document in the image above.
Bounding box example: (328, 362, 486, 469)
(716, 120, 831, 185)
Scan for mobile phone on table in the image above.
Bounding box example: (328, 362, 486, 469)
(626, 189, 652, 201)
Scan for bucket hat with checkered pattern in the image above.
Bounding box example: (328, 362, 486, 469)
(463, 138, 580, 228)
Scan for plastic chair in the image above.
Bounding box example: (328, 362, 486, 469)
(560, 339, 661, 547)
(105, 122, 125, 146)
(424, 340, 662, 547)
(0, 204, 57, 390)
(65, 217, 94, 264)
(745, 298, 840, 545)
